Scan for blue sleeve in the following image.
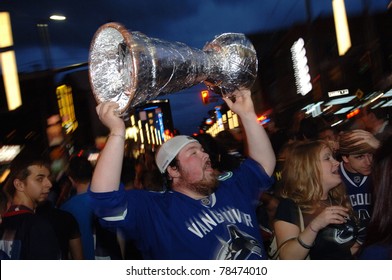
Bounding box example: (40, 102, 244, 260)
(230, 158, 274, 191)
(219, 158, 274, 207)
(88, 185, 156, 241)
(87, 184, 129, 225)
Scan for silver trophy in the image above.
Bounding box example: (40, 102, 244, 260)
(89, 22, 258, 115)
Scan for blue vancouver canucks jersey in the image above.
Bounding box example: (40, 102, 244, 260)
(89, 158, 273, 260)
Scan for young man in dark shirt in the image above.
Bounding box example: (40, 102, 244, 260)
(0, 152, 61, 259)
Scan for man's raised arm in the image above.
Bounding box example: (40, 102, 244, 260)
(223, 89, 276, 176)
(90, 102, 126, 193)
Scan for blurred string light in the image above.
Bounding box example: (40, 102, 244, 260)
(331, 120, 343, 127)
(291, 38, 312, 96)
(332, 0, 352, 56)
(0, 12, 22, 111)
(371, 100, 385, 109)
(361, 91, 384, 107)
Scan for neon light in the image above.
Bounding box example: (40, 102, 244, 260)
(0, 12, 22, 111)
(157, 112, 165, 141)
(215, 107, 223, 130)
(143, 106, 158, 111)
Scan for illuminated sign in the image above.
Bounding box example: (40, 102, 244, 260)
(215, 106, 223, 130)
(328, 89, 349, 97)
(127, 100, 174, 146)
(56, 85, 78, 134)
(157, 112, 165, 142)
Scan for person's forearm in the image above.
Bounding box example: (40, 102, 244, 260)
(279, 225, 317, 260)
(240, 112, 276, 176)
(91, 131, 125, 193)
(69, 238, 84, 260)
(279, 240, 311, 260)
(350, 242, 361, 255)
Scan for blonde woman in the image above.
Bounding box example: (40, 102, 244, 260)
(273, 140, 360, 259)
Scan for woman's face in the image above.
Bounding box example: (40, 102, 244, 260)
(319, 145, 341, 192)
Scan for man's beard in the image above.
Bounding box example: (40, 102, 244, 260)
(188, 176, 219, 197)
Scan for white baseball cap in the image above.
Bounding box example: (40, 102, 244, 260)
(155, 135, 198, 173)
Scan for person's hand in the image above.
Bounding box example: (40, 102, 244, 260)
(347, 129, 380, 149)
(309, 206, 349, 232)
(96, 102, 125, 133)
(222, 88, 254, 118)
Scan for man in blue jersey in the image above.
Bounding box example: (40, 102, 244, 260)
(89, 88, 276, 259)
(61, 155, 122, 259)
(338, 129, 380, 246)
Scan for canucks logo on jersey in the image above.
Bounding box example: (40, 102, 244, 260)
(216, 224, 263, 259)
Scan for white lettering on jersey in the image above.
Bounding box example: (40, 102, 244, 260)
(349, 193, 371, 206)
(186, 208, 253, 238)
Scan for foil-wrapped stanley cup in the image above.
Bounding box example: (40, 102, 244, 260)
(89, 22, 258, 114)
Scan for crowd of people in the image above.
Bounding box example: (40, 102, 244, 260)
(0, 87, 391, 260)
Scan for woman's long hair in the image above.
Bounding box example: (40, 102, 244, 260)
(363, 135, 392, 246)
(280, 140, 350, 214)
